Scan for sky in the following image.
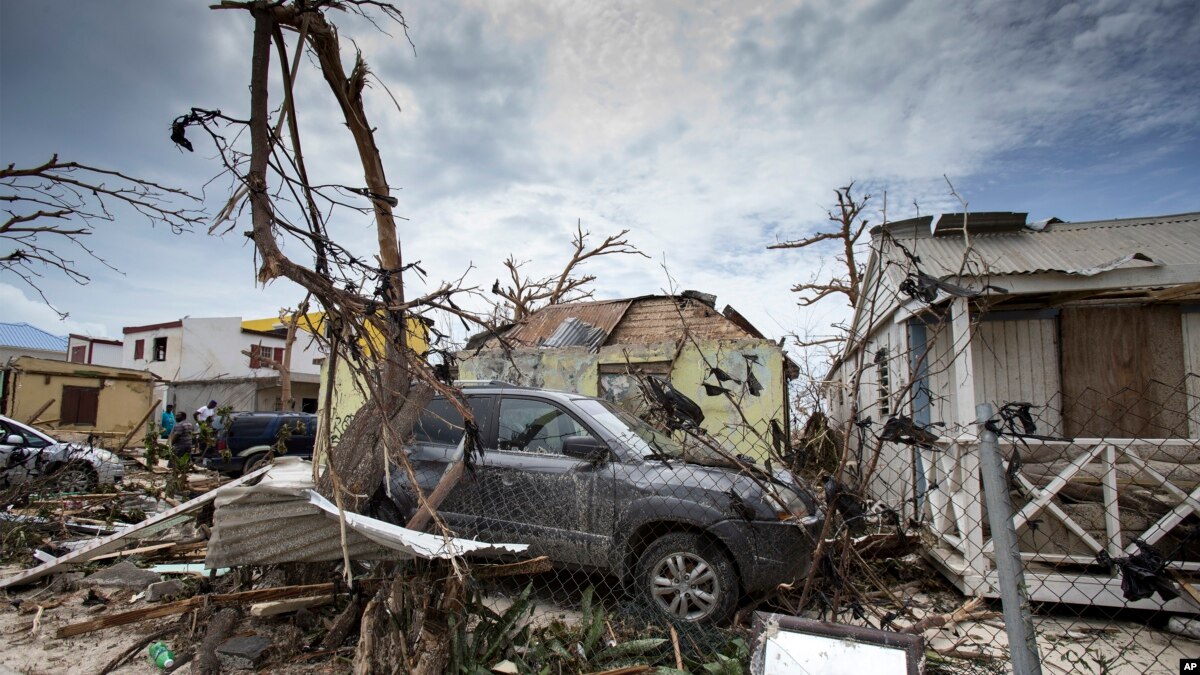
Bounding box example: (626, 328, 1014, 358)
(2, 0, 1198, 348)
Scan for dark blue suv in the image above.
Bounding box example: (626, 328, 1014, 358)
(200, 412, 316, 475)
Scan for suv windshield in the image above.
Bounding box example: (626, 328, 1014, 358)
(576, 399, 727, 463)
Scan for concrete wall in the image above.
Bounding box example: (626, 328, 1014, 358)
(123, 324, 184, 379)
(2, 357, 153, 438)
(459, 338, 790, 458)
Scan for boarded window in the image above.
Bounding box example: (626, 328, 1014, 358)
(61, 386, 100, 426)
(133, 339, 145, 360)
(152, 337, 167, 361)
(70, 345, 87, 363)
(1061, 305, 1187, 438)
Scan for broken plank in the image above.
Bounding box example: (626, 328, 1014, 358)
(55, 582, 374, 638)
(472, 555, 552, 579)
(250, 595, 333, 617)
(90, 542, 178, 562)
(0, 465, 270, 589)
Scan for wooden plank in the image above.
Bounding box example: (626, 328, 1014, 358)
(24, 398, 56, 425)
(0, 465, 270, 589)
(1101, 445, 1123, 557)
(1132, 483, 1200, 553)
(1011, 443, 1105, 532)
(56, 581, 374, 638)
(116, 400, 160, 454)
(89, 542, 178, 562)
(250, 595, 332, 617)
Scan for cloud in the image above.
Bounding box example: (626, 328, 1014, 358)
(2, 0, 1197, 346)
(0, 283, 109, 338)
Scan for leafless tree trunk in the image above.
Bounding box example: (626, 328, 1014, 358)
(768, 183, 870, 310)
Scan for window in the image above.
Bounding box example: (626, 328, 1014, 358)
(70, 345, 87, 363)
(0, 420, 50, 447)
(274, 347, 285, 364)
(61, 386, 100, 426)
(874, 348, 891, 417)
(497, 398, 591, 455)
(249, 344, 284, 369)
(249, 344, 264, 368)
(413, 397, 494, 446)
(229, 416, 273, 439)
(133, 339, 145, 360)
(152, 337, 168, 362)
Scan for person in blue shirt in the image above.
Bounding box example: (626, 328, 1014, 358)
(160, 404, 176, 439)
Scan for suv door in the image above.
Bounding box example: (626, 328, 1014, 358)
(282, 416, 315, 457)
(390, 396, 496, 535)
(479, 396, 615, 568)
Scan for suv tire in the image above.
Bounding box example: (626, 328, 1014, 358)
(636, 531, 738, 624)
(242, 452, 270, 475)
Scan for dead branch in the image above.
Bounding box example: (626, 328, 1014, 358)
(491, 220, 647, 320)
(768, 183, 869, 309)
(0, 155, 202, 312)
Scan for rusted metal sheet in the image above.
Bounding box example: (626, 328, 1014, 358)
(504, 299, 634, 347)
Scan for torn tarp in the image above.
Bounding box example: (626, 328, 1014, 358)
(205, 457, 527, 568)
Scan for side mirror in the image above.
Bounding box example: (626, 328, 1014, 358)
(562, 436, 610, 463)
(5, 434, 24, 446)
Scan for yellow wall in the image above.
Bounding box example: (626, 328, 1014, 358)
(3, 357, 155, 438)
(242, 312, 430, 357)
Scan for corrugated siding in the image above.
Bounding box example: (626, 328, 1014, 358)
(972, 318, 1063, 435)
(607, 298, 749, 344)
(879, 212, 1200, 278)
(1184, 311, 1200, 438)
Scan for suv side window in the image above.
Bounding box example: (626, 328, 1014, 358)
(230, 417, 273, 440)
(413, 397, 494, 446)
(497, 398, 591, 455)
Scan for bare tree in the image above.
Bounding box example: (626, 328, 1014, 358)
(490, 220, 647, 320)
(768, 183, 871, 310)
(0, 155, 202, 314)
(175, 3, 490, 671)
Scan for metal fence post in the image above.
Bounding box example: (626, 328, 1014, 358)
(976, 403, 1043, 675)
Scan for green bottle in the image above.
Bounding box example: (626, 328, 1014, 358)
(148, 641, 175, 669)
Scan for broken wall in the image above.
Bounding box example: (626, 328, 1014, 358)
(2, 356, 154, 436)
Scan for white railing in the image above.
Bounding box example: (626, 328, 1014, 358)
(918, 435, 1200, 612)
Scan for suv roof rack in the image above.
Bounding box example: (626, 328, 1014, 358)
(453, 379, 525, 388)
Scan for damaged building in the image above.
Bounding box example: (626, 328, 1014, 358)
(825, 210, 1200, 612)
(459, 292, 797, 458)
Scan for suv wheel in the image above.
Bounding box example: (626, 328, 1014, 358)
(53, 462, 98, 493)
(636, 532, 738, 623)
(243, 452, 270, 475)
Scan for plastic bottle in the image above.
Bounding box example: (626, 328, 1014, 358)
(148, 641, 175, 669)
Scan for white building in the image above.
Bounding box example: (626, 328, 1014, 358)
(121, 317, 324, 415)
(67, 334, 124, 367)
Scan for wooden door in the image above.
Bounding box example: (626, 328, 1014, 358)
(1060, 306, 1187, 438)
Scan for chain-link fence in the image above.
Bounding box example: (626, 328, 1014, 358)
(825, 373, 1200, 674)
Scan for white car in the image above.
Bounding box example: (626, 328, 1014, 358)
(0, 414, 124, 492)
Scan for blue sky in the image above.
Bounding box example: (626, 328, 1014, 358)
(2, 0, 1198, 346)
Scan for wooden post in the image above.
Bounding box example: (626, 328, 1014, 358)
(950, 296, 977, 430)
(25, 398, 57, 425)
(116, 400, 160, 454)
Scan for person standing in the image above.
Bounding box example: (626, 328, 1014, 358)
(160, 404, 176, 439)
(196, 400, 218, 427)
(168, 412, 195, 459)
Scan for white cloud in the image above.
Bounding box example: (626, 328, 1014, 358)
(0, 283, 110, 338)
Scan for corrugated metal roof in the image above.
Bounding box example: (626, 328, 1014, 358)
(878, 211, 1200, 278)
(0, 322, 67, 352)
(503, 298, 634, 347)
(541, 316, 609, 350)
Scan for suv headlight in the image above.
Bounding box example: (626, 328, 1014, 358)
(771, 485, 810, 520)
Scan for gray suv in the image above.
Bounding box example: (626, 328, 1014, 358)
(376, 383, 822, 623)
